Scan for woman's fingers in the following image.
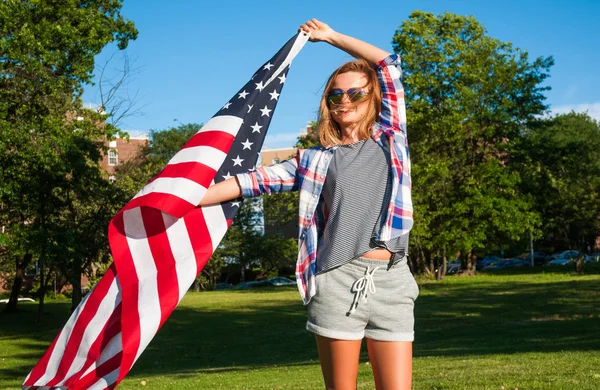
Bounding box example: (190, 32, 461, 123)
(299, 19, 331, 42)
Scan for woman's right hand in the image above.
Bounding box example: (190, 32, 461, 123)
(299, 18, 335, 43)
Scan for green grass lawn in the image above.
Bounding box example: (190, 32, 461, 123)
(2, 265, 600, 389)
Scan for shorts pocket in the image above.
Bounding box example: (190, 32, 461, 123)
(399, 271, 419, 301)
(409, 273, 419, 301)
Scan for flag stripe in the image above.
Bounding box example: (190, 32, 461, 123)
(196, 115, 243, 137)
(166, 145, 227, 170)
(48, 277, 122, 387)
(163, 212, 203, 301)
(87, 367, 120, 390)
(182, 130, 235, 153)
(109, 212, 141, 384)
(28, 265, 118, 386)
(133, 177, 208, 206)
(79, 332, 122, 381)
(201, 203, 229, 252)
(155, 162, 216, 189)
(121, 192, 195, 219)
(64, 305, 123, 388)
(142, 207, 180, 328)
(73, 351, 122, 390)
(121, 208, 161, 365)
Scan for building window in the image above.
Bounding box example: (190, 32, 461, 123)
(108, 149, 118, 166)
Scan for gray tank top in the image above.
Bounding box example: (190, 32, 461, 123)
(315, 137, 409, 274)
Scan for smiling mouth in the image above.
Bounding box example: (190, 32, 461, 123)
(333, 107, 356, 115)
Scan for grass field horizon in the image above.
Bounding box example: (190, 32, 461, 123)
(2, 266, 599, 389)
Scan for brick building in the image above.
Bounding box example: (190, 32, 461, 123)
(101, 132, 149, 176)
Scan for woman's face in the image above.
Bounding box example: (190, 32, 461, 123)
(328, 71, 370, 128)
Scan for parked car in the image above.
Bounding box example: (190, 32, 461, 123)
(585, 252, 600, 263)
(510, 257, 535, 267)
(267, 277, 296, 286)
(520, 251, 548, 266)
(482, 258, 529, 270)
(477, 256, 500, 270)
(234, 280, 272, 290)
(0, 297, 35, 304)
(504, 258, 530, 268)
(546, 250, 594, 265)
(546, 258, 572, 266)
(442, 260, 460, 274)
(547, 250, 580, 262)
(482, 260, 508, 270)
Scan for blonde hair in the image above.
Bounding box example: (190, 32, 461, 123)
(318, 59, 382, 147)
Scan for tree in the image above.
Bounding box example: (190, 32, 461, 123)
(295, 121, 321, 149)
(95, 52, 144, 127)
(0, 0, 137, 122)
(517, 112, 600, 273)
(392, 11, 552, 273)
(261, 190, 298, 277)
(0, 0, 137, 314)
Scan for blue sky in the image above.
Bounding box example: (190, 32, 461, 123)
(82, 0, 600, 149)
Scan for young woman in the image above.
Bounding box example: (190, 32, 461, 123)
(200, 19, 416, 390)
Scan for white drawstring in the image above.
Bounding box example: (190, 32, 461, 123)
(347, 266, 380, 315)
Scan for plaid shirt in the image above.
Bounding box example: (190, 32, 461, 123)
(236, 54, 412, 304)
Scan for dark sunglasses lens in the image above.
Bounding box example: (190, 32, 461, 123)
(327, 90, 345, 105)
(347, 89, 368, 102)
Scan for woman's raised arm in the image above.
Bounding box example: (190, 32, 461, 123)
(299, 18, 389, 65)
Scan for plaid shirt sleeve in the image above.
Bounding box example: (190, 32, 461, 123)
(375, 54, 407, 136)
(236, 152, 299, 197)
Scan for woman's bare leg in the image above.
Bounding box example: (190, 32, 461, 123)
(366, 339, 413, 390)
(315, 335, 362, 390)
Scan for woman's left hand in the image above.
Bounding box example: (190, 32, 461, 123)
(299, 18, 334, 43)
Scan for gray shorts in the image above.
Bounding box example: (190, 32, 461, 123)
(306, 257, 419, 342)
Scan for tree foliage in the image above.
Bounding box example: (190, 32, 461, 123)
(517, 112, 600, 253)
(0, 0, 137, 314)
(393, 11, 553, 273)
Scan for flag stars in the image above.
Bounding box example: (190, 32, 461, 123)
(269, 90, 280, 101)
(238, 90, 249, 99)
(278, 74, 286, 84)
(231, 201, 241, 208)
(247, 104, 253, 113)
(241, 139, 254, 150)
(223, 102, 232, 109)
(260, 106, 272, 117)
(263, 62, 274, 70)
(251, 122, 263, 133)
(232, 155, 244, 166)
(222, 172, 233, 180)
(255, 81, 265, 91)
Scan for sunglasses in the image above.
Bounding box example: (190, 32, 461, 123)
(326, 88, 370, 105)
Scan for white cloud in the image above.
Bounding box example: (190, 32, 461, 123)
(550, 102, 600, 121)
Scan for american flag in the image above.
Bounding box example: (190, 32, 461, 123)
(22, 32, 309, 390)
